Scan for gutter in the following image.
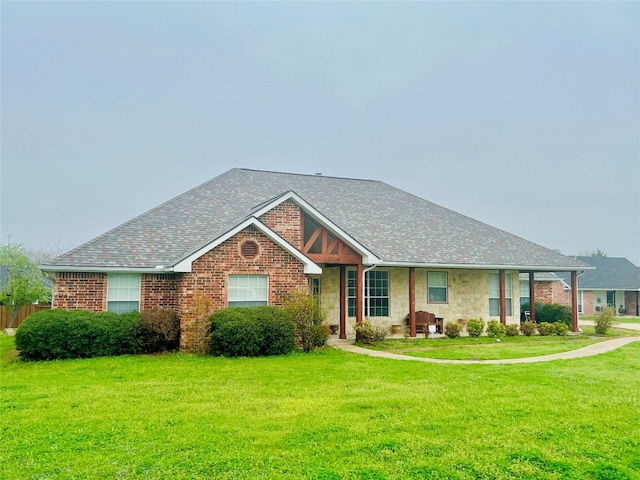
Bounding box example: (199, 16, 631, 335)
(39, 265, 174, 274)
(374, 261, 595, 272)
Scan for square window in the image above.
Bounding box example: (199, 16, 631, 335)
(107, 274, 141, 313)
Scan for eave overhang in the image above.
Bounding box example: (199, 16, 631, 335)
(375, 261, 595, 272)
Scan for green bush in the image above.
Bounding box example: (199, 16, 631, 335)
(139, 308, 180, 353)
(209, 307, 295, 357)
(553, 322, 569, 336)
(282, 291, 328, 352)
(15, 309, 140, 361)
(534, 303, 572, 327)
(536, 322, 555, 336)
(504, 324, 520, 337)
(354, 320, 388, 345)
(466, 318, 484, 338)
(593, 306, 617, 335)
(444, 322, 462, 339)
(519, 321, 536, 336)
(487, 320, 505, 338)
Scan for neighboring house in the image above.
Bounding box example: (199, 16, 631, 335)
(42, 168, 589, 349)
(519, 272, 571, 310)
(557, 257, 640, 316)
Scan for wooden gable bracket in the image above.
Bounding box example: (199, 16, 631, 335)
(302, 224, 362, 265)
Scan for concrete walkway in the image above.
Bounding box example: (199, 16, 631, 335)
(328, 321, 640, 365)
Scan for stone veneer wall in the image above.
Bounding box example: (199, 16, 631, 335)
(53, 272, 107, 312)
(178, 227, 308, 350)
(319, 267, 521, 337)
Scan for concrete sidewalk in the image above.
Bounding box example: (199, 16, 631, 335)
(580, 320, 640, 332)
(328, 335, 640, 365)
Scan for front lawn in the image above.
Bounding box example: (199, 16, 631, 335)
(364, 327, 637, 360)
(1, 335, 639, 479)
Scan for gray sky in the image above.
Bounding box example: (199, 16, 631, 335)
(2, 1, 639, 265)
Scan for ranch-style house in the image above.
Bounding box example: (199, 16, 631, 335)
(42, 168, 590, 349)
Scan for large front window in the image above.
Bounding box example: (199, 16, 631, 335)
(228, 275, 268, 307)
(347, 270, 389, 317)
(489, 272, 512, 316)
(107, 274, 141, 313)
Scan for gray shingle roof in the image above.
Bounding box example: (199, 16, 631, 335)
(46, 168, 588, 271)
(557, 257, 640, 290)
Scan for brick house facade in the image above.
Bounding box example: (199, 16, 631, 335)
(44, 168, 589, 349)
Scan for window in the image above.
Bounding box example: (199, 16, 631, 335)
(347, 270, 357, 317)
(428, 272, 448, 303)
(228, 275, 268, 307)
(310, 276, 321, 300)
(519, 280, 530, 308)
(107, 274, 141, 313)
(489, 272, 512, 316)
(347, 269, 389, 317)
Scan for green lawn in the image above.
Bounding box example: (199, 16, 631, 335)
(2, 336, 640, 479)
(582, 316, 640, 325)
(364, 327, 636, 360)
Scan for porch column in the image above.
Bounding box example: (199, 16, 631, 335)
(571, 271, 579, 333)
(499, 269, 507, 326)
(339, 266, 346, 339)
(409, 267, 416, 338)
(528, 271, 536, 323)
(356, 262, 363, 324)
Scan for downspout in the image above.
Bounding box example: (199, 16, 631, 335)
(362, 264, 377, 319)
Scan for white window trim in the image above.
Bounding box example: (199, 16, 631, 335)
(228, 274, 269, 307)
(107, 273, 141, 313)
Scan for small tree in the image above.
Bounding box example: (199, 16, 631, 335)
(282, 290, 328, 353)
(0, 243, 51, 328)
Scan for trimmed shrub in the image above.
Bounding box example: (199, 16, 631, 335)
(536, 322, 555, 336)
(519, 321, 536, 336)
(354, 320, 388, 345)
(534, 303, 572, 327)
(504, 324, 520, 337)
(593, 306, 617, 335)
(15, 309, 140, 361)
(282, 291, 329, 352)
(466, 318, 484, 338)
(139, 308, 180, 353)
(487, 320, 505, 338)
(553, 322, 569, 336)
(444, 321, 462, 339)
(209, 307, 295, 357)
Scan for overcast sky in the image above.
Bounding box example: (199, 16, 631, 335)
(1, 1, 639, 265)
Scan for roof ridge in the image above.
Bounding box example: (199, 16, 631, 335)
(238, 167, 380, 183)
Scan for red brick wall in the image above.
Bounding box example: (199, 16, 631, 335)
(533, 281, 571, 306)
(141, 274, 180, 311)
(259, 199, 302, 248)
(582, 291, 595, 316)
(624, 291, 639, 316)
(178, 227, 308, 350)
(53, 272, 107, 312)
(533, 282, 553, 303)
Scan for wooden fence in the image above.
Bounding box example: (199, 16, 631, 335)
(0, 304, 52, 329)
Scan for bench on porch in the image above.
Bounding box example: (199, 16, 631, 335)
(405, 311, 444, 334)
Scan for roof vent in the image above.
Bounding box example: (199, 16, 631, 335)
(241, 241, 259, 259)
